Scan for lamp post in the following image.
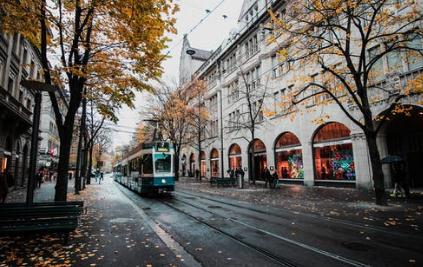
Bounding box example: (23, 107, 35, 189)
(20, 80, 57, 206)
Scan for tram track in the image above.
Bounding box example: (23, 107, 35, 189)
(116, 182, 297, 266)
(114, 180, 423, 267)
(158, 198, 300, 267)
(161, 195, 370, 267)
(176, 190, 423, 242)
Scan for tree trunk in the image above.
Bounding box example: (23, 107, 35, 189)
(250, 130, 255, 185)
(81, 136, 88, 190)
(197, 127, 202, 180)
(174, 145, 180, 181)
(87, 144, 93, 185)
(54, 128, 73, 201)
(74, 118, 83, 195)
(365, 130, 387, 205)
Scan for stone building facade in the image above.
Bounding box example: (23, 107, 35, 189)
(0, 32, 44, 187)
(179, 0, 423, 190)
(38, 90, 68, 171)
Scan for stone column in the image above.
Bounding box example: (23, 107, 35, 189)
(351, 132, 373, 190)
(302, 140, 315, 187)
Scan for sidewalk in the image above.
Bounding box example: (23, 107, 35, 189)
(0, 177, 183, 267)
(4, 180, 70, 203)
(176, 176, 423, 233)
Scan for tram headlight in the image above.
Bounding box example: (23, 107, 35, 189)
(161, 179, 166, 184)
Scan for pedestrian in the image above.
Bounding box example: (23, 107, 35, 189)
(36, 169, 43, 188)
(195, 169, 200, 181)
(236, 167, 245, 189)
(270, 170, 278, 189)
(68, 172, 73, 180)
(228, 169, 235, 179)
(263, 167, 271, 188)
(0, 172, 9, 203)
(391, 162, 410, 198)
(100, 172, 104, 183)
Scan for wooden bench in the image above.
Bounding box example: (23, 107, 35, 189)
(210, 178, 237, 187)
(0, 201, 84, 243)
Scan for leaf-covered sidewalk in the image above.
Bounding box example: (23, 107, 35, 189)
(176, 177, 423, 234)
(1, 177, 182, 267)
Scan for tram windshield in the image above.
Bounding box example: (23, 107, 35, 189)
(154, 153, 172, 173)
(142, 154, 153, 174)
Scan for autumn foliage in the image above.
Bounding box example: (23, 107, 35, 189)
(0, 0, 178, 200)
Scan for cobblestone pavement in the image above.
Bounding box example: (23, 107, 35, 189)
(176, 176, 423, 233)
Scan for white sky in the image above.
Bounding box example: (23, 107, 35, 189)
(111, 0, 244, 149)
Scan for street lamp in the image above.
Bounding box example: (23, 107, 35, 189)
(20, 80, 57, 206)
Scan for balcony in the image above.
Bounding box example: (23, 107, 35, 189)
(0, 86, 32, 127)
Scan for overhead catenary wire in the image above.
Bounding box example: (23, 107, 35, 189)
(164, 0, 228, 57)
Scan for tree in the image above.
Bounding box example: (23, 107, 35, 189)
(225, 66, 271, 184)
(182, 79, 210, 179)
(84, 100, 106, 185)
(143, 79, 207, 180)
(269, 0, 423, 204)
(1, 0, 178, 200)
(93, 128, 112, 172)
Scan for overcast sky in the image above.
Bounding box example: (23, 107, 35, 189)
(110, 0, 244, 149)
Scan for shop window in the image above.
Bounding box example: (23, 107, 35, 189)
(210, 149, 219, 177)
(189, 153, 195, 176)
(228, 144, 242, 170)
(275, 132, 304, 179)
(200, 151, 206, 177)
(313, 122, 355, 181)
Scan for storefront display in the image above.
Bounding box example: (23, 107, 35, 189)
(228, 144, 242, 170)
(210, 149, 219, 178)
(200, 151, 206, 177)
(275, 132, 304, 179)
(313, 123, 356, 181)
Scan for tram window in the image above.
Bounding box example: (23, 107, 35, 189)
(154, 153, 171, 173)
(142, 154, 153, 174)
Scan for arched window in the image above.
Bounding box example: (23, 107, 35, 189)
(189, 153, 195, 177)
(200, 151, 206, 177)
(274, 132, 303, 179)
(248, 139, 267, 181)
(181, 154, 187, 176)
(228, 144, 242, 170)
(313, 122, 355, 181)
(210, 148, 219, 178)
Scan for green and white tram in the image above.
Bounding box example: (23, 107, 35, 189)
(113, 141, 175, 194)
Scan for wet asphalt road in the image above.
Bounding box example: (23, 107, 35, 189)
(114, 181, 423, 267)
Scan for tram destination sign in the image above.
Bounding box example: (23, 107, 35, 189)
(156, 142, 170, 152)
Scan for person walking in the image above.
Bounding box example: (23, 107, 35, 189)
(36, 170, 43, 188)
(195, 169, 200, 181)
(263, 167, 271, 188)
(391, 162, 410, 198)
(0, 172, 9, 203)
(236, 167, 245, 189)
(270, 170, 278, 189)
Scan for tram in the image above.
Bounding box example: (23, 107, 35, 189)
(113, 141, 175, 194)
